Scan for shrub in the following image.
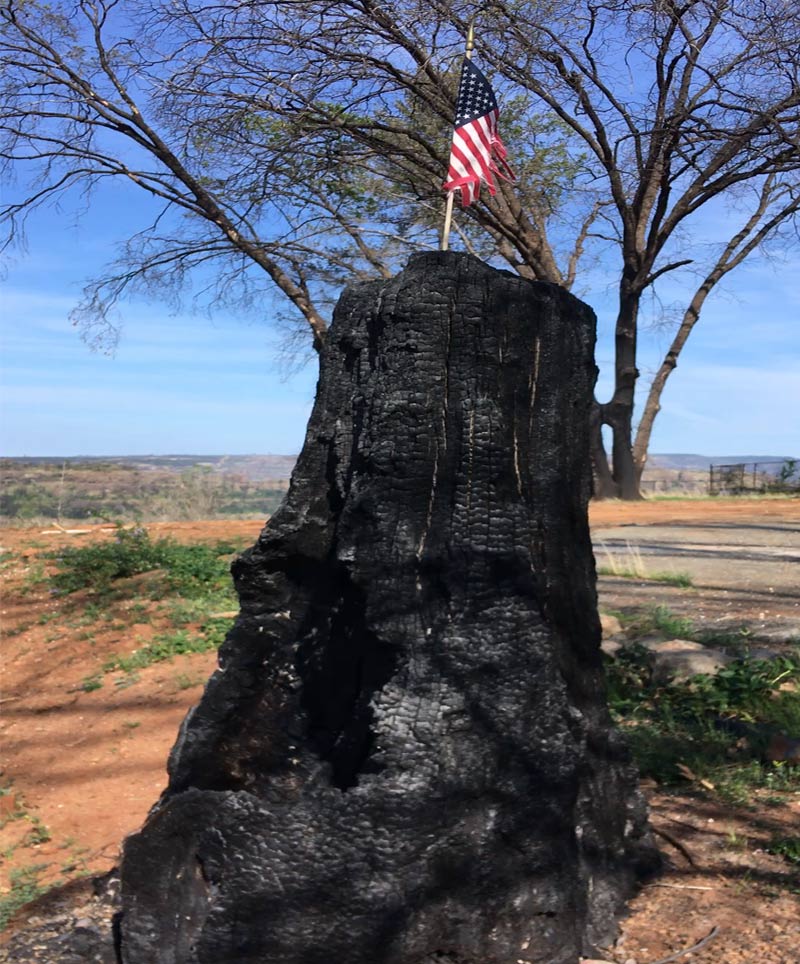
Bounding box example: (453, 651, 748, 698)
(606, 645, 800, 797)
(50, 526, 240, 597)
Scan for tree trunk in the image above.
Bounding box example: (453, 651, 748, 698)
(117, 252, 659, 964)
(591, 279, 645, 500)
(589, 402, 618, 500)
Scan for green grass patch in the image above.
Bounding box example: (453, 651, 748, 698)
(163, 591, 239, 626)
(597, 566, 694, 587)
(621, 605, 753, 651)
(767, 835, 800, 865)
(0, 551, 18, 572)
(19, 561, 47, 595)
(101, 617, 233, 675)
(80, 674, 103, 692)
(650, 570, 694, 588)
(1, 622, 33, 638)
(127, 601, 151, 623)
(0, 785, 25, 829)
(103, 631, 211, 673)
(48, 525, 244, 599)
(22, 817, 51, 847)
(607, 643, 800, 800)
(0, 864, 51, 931)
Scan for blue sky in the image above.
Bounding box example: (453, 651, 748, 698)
(1, 188, 798, 459)
(1, 188, 319, 457)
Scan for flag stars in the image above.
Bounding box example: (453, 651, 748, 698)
(455, 61, 498, 125)
(444, 56, 515, 207)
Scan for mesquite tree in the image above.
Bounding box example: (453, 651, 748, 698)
(2, 0, 799, 497)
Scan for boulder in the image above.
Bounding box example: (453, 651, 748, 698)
(599, 613, 623, 640)
(638, 638, 732, 683)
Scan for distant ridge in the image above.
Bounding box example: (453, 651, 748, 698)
(1, 454, 297, 481)
(3, 453, 795, 478)
(648, 453, 794, 471)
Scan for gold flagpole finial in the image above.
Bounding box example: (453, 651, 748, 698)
(466, 18, 476, 57)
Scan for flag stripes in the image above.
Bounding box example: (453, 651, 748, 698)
(442, 58, 514, 208)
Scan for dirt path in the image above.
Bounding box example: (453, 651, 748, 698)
(1, 499, 798, 962)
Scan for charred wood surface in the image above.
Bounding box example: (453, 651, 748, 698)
(118, 251, 659, 964)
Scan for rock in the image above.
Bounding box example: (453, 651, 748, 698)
(766, 733, 800, 764)
(62, 927, 99, 956)
(745, 646, 784, 661)
(600, 613, 623, 639)
(601, 637, 623, 656)
(118, 251, 659, 964)
(640, 638, 732, 682)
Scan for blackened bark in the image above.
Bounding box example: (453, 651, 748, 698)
(117, 251, 659, 964)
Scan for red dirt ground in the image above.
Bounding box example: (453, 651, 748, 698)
(1, 500, 798, 962)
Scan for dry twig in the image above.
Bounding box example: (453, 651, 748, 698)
(653, 826, 697, 866)
(649, 926, 720, 964)
(648, 882, 714, 891)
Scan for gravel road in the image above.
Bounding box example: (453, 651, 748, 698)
(593, 519, 800, 646)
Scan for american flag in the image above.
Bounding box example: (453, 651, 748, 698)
(442, 58, 515, 207)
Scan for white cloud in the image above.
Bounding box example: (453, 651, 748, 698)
(647, 362, 800, 455)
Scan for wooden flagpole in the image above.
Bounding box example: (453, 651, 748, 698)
(441, 19, 476, 251)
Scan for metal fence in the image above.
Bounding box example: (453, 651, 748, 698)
(708, 459, 800, 496)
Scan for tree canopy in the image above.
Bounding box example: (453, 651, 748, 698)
(2, 0, 798, 496)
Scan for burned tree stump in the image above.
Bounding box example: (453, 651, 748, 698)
(118, 251, 659, 964)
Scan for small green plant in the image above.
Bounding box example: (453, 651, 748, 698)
(165, 598, 212, 626)
(767, 835, 800, 865)
(0, 864, 50, 930)
(650, 570, 693, 588)
(103, 624, 227, 675)
(23, 817, 52, 846)
(80, 674, 103, 692)
(764, 762, 795, 792)
(0, 786, 24, 829)
(127, 602, 151, 622)
(74, 602, 104, 625)
(651, 605, 695, 638)
(725, 829, 748, 851)
(0, 551, 18, 572)
(1, 622, 33, 638)
(21, 561, 48, 590)
(200, 616, 234, 649)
